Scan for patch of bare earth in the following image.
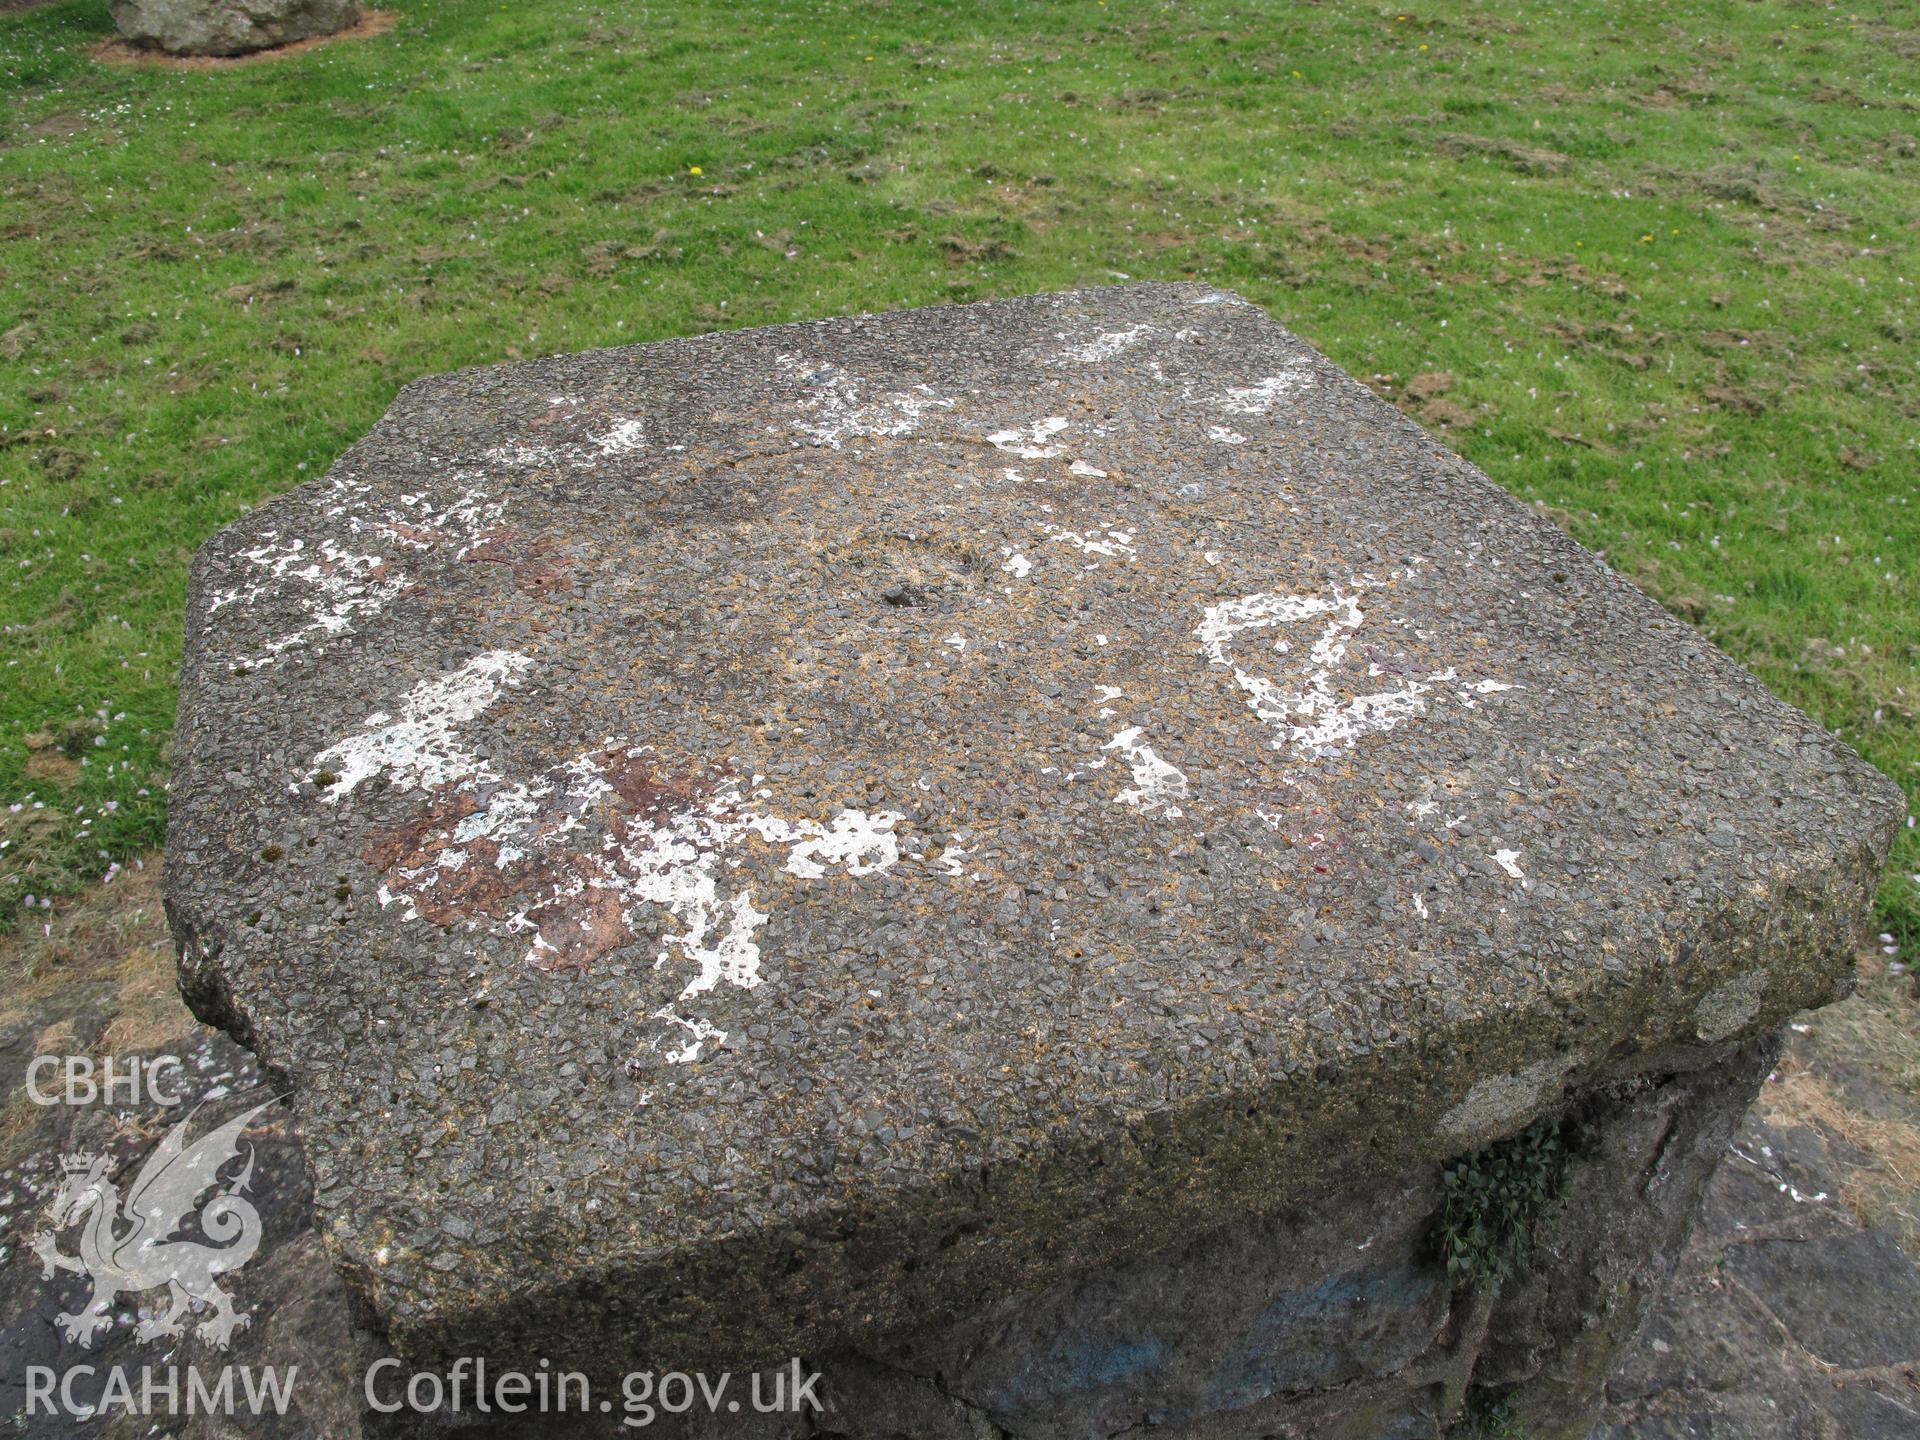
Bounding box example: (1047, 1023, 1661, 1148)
(1760, 950, 1920, 1264)
(0, 859, 361, 1439)
(88, 8, 397, 70)
(0, 855, 178, 1031)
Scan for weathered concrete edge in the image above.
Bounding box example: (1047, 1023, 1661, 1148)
(313, 815, 1892, 1375)
(343, 1040, 1782, 1439)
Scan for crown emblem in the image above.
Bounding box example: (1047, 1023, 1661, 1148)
(58, 1152, 95, 1176)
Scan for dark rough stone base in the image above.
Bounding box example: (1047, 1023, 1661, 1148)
(795, 1039, 1778, 1440)
(353, 1037, 1777, 1440)
(1596, 1109, 1920, 1438)
(1466, 1039, 1783, 1439)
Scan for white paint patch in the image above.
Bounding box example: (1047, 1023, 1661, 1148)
(1043, 523, 1136, 560)
(210, 536, 407, 662)
(1215, 362, 1315, 415)
(1491, 848, 1527, 881)
(652, 1012, 725, 1065)
(987, 417, 1071, 458)
(483, 404, 651, 469)
(1102, 726, 1190, 818)
(1069, 459, 1108, 478)
(594, 418, 648, 455)
(486, 433, 579, 469)
(310, 651, 533, 800)
(210, 478, 508, 668)
(1000, 549, 1033, 578)
(574, 785, 903, 1049)
(1196, 590, 1354, 665)
(1196, 570, 1512, 758)
(937, 836, 969, 878)
(944, 632, 968, 652)
(603, 793, 894, 1000)
(778, 808, 902, 880)
(1056, 324, 1155, 363)
(1207, 426, 1248, 445)
(777, 356, 954, 448)
(310, 659, 914, 1068)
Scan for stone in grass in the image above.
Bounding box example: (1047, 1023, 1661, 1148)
(166, 285, 1902, 1422)
(110, 0, 361, 57)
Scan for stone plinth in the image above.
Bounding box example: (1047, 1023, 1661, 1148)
(167, 285, 1902, 1437)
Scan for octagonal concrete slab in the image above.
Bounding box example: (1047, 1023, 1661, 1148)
(165, 284, 1903, 1376)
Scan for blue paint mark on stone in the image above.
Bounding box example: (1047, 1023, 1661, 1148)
(989, 1333, 1168, 1409)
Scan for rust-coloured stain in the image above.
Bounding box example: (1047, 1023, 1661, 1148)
(591, 747, 717, 819)
(360, 750, 728, 971)
(464, 530, 573, 596)
(518, 884, 634, 971)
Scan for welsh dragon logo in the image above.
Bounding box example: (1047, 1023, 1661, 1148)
(30, 1098, 276, 1349)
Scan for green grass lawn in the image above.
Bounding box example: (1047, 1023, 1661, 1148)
(1, 0, 1915, 940)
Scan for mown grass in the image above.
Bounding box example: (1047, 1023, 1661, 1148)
(1, 0, 1915, 939)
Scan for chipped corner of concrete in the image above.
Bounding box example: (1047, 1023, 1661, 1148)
(162, 282, 1905, 1405)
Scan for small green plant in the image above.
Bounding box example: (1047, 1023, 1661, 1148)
(1455, 1393, 1527, 1437)
(1439, 1119, 1565, 1290)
